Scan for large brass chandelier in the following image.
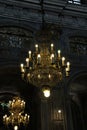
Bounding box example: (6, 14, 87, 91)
(20, 0, 70, 98)
(3, 97, 30, 130)
(20, 43, 70, 97)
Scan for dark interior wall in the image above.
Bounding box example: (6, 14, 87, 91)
(70, 100, 83, 130)
(69, 73, 87, 130)
(79, 93, 87, 129)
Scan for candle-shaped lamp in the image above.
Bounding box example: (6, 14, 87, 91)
(37, 54, 41, 64)
(35, 44, 38, 52)
(51, 43, 54, 51)
(58, 109, 62, 120)
(26, 58, 29, 67)
(20, 64, 24, 72)
(51, 54, 54, 64)
(67, 62, 70, 71)
(28, 51, 31, 59)
(48, 74, 51, 79)
(66, 67, 69, 76)
(62, 57, 65, 66)
(58, 50, 61, 59)
(28, 115, 30, 120)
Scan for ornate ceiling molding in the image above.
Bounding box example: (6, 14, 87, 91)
(0, 0, 87, 30)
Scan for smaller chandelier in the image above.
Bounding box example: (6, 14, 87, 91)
(20, 43, 70, 97)
(3, 97, 30, 130)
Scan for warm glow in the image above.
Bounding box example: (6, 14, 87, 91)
(20, 43, 70, 98)
(20, 64, 24, 68)
(67, 62, 70, 71)
(29, 51, 31, 54)
(58, 110, 61, 113)
(28, 51, 31, 58)
(26, 58, 29, 67)
(67, 62, 70, 66)
(43, 89, 50, 97)
(51, 43, 54, 47)
(14, 126, 18, 130)
(37, 54, 41, 64)
(51, 54, 54, 58)
(37, 54, 41, 58)
(51, 43, 54, 51)
(35, 44, 38, 48)
(3, 97, 30, 129)
(65, 67, 69, 76)
(58, 50, 61, 58)
(26, 58, 29, 62)
(35, 44, 38, 51)
(38, 74, 41, 79)
(48, 74, 51, 79)
(27, 73, 30, 77)
(62, 57, 65, 66)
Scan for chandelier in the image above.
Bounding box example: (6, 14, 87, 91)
(20, 0, 70, 98)
(3, 97, 30, 130)
(20, 43, 70, 97)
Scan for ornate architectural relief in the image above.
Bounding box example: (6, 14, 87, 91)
(0, 27, 33, 59)
(69, 37, 87, 55)
(0, 27, 33, 48)
(0, 0, 87, 30)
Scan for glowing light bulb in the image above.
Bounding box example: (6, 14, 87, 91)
(14, 126, 18, 130)
(58, 110, 61, 113)
(43, 89, 50, 98)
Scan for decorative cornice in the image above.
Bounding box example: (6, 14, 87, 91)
(0, 1, 87, 30)
(0, 0, 87, 17)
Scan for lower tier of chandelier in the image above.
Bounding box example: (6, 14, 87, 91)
(24, 66, 63, 88)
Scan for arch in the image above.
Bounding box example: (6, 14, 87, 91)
(69, 36, 87, 55)
(0, 18, 38, 32)
(66, 71, 87, 130)
(67, 70, 87, 94)
(60, 29, 87, 55)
